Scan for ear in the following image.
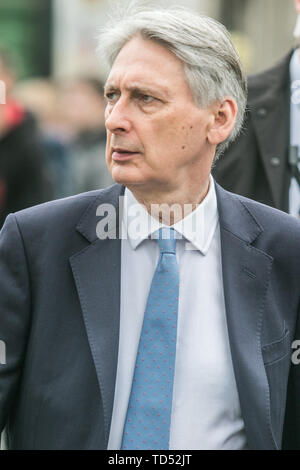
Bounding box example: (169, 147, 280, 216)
(295, 0, 300, 14)
(207, 98, 238, 146)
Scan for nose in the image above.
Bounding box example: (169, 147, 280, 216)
(105, 97, 132, 134)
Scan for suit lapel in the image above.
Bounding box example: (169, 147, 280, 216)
(216, 184, 277, 449)
(69, 184, 125, 447)
(249, 53, 292, 209)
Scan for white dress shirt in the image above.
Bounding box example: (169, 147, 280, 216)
(107, 176, 248, 450)
(289, 48, 300, 218)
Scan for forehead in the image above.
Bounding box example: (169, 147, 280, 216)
(105, 36, 189, 93)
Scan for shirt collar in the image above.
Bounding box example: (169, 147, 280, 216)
(123, 175, 219, 255)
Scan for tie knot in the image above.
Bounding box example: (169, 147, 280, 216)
(156, 227, 177, 254)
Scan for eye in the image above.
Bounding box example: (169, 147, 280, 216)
(104, 91, 118, 102)
(140, 94, 155, 103)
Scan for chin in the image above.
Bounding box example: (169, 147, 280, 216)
(110, 165, 147, 187)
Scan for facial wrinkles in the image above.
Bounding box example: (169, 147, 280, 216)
(105, 37, 214, 186)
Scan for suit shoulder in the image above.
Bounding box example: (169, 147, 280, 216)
(13, 191, 99, 226)
(237, 193, 300, 237)
(11, 185, 121, 233)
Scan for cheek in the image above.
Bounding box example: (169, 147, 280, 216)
(154, 122, 202, 156)
(180, 117, 209, 152)
(148, 118, 188, 152)
(105, 133, 112, 162)
(104, 106, 111, 128)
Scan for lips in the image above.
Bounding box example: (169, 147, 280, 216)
(112, 147, 140, 161)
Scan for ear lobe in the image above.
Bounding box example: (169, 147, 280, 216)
(207, 98, 238, 146)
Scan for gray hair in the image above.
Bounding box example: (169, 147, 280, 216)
(97, 4, 247, 160)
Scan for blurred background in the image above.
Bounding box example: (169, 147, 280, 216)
(1, 0, 296, 79)
(0, 0, 298, 227)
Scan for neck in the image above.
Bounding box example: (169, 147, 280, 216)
(127, 177, 210, 225)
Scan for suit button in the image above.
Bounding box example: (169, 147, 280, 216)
(257, 107, 267, 117)
(270, 156, 281, 167)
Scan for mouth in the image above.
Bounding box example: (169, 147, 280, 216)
(111, 148, 141, 162)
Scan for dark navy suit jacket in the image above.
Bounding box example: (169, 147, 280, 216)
(0, 183, 300, 449)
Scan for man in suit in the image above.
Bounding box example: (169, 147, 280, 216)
(213, 0, 300, 217)
(0, 6, 300, 450)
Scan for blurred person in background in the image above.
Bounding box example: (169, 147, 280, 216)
(0, 48, 53, 228)
(213, 0, 300, 218)
(60, 77, 113, 194)
(15, 79, 73, 199)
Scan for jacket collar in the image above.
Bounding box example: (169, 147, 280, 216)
(76, 184, 126, 243)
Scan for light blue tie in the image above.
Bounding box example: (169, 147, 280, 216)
(121, 227, 179, 450)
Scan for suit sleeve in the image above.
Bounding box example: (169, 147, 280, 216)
(0, 214, 31, 432)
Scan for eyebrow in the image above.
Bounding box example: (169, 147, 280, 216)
(104, 83, 170, 99)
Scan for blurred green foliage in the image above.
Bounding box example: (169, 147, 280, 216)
(0, 0, 51, 79)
